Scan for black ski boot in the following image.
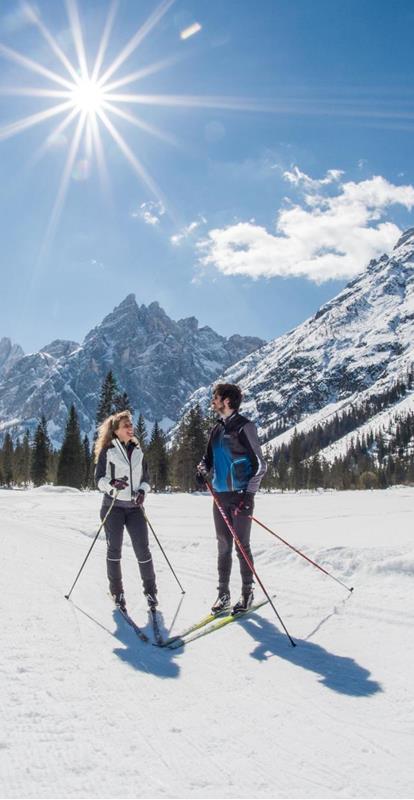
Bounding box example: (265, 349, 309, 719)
(211, 591, 231, 614)
(145, 591, 158, 610)
(112, 591, 127, 611)
(232, 587, 254, 615)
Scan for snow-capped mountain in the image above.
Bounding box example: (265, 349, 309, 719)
(0, 296, 264, 445)
(0, 337, 25, 377)
(183, 228, 414, 454)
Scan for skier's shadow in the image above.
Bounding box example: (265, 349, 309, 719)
(240, 613, 382, 697)
(112, 609, 180, 678)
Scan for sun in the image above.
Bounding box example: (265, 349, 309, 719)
(0, 0, 251, 247)
(70, 78, 105, 115)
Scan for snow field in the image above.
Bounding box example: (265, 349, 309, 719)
(0, 487, 413, 799)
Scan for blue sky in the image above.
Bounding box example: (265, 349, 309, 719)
(1, 0, 414, 353)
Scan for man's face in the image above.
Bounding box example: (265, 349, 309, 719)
(212, 392, 227, 415)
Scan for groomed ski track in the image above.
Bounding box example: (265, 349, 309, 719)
(0, 487, 413, 799)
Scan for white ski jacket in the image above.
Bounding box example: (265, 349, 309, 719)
(95, 438, 151, 501)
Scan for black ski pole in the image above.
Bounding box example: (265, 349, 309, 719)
(143, 509, 186, 594)
(251, 514, 354, 593)
(64, 491, 119, 601)
(206, 482, 296, 647)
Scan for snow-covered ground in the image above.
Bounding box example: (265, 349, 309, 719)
(0, 486, 413, 799)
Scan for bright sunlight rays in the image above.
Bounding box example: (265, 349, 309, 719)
(0, 0, 272, 253)
(0, 0, 191, 239)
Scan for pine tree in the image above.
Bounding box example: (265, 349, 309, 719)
(135, 413, 148, 452)
(95, 371, 119, 427)
(57, 405, 86, 489)
(21, 430, 31, 486)
(308, 453, 323, 489)
(146, 421, 169, 491)
(289, 429, 304, 490)
(275, 450, 288, 491)
(2, 433, 14, 486)
(170, 405, 207, 491)
(82, 435, 93, 488)
(31, 416, 51, 487)
(113, 390, 133, 414)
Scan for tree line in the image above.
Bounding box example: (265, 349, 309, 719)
(0, 371, 210, 493)
(1, 370, 413, 492)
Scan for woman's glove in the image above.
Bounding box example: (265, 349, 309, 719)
(134, 490, 145, 507)
(110, 476, 129, 491)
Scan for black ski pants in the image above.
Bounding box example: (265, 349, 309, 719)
(101, 502, 156, 597)
(213, 491, 254, 594)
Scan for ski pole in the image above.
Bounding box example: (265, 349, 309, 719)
(250, 514, 354, 593)
(206, 482, 296, 647)
(64, 492, 119, 601)
(143, 510, 186, 595)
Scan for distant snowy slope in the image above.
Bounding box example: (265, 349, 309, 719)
(181, 228, 414, 457)
(0, 487, 413, 798)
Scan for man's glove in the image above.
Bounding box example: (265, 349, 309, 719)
(133, 490, 145, 507)
(235, 492, 254, 515)
(110, 476, 129, 491)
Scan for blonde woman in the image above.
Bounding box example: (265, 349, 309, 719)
(94, 410, 157, 612)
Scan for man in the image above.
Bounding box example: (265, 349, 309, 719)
(196, 383, 267, 615)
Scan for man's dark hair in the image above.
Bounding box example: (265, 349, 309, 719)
(214, 383, 242, 411)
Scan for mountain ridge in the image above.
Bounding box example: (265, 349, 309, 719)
(0, 296, 265, 445)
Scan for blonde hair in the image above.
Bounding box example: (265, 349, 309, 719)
(94, 410, 134, 462)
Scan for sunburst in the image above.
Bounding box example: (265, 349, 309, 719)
(0, 0, 193, 239)
(0, 0, 279, 254)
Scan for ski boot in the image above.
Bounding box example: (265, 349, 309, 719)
(232, 587, 254, 615)
(211, 591, 231, 614)
(112, 591, 127, 612)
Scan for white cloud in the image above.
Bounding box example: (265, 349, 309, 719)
(198, 170, 414, 283)
(131, 200, 165, 226)
(171, 216, 207, 246)
(283, 166, 344, 190)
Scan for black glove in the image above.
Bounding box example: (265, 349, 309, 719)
(110, 476, 129, 491)
(195, 461, 208, 488)
(133, 490, 145, 507)
(195, 471, 207, 488)
(235, 492, 254, 515)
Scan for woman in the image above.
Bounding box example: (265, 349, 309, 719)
(94, 410, 157, 612)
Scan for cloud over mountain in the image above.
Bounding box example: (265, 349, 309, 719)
(198, 170, 414, 283)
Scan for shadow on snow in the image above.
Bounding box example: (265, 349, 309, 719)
(241, 612, 382, 697)
(112, 608, 180, 678)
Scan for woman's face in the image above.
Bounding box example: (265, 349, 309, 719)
(115, 417, 134, 443)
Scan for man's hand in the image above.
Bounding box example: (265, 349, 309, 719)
(110, 476, 129, 491)
(195, 461, 208, 488)
(235, 492, 254, 515)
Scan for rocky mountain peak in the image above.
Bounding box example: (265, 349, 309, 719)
(40, 340, 80, 359)
(393, 227, 414, 251)
(0, 299, 265, 445)
(0, 337, 25, 377)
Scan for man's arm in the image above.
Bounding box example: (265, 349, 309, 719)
(240, 421, 267, 493)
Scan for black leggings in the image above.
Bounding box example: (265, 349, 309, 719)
(101, 502, 156, 596)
